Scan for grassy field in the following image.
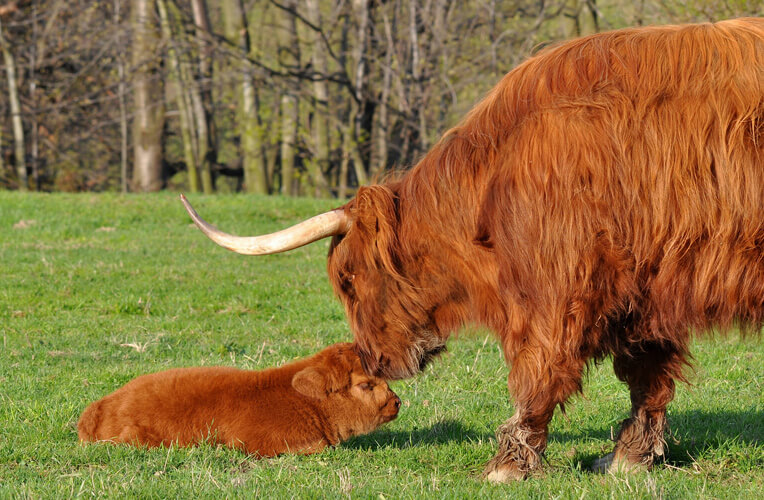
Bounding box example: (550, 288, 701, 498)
(1, 192, 761, 499)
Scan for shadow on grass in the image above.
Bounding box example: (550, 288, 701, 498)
(341, 419, 493, 450)
(551, 408, 762, 469)
(344, 409, 762, 472)
(664, 408, 763, 467)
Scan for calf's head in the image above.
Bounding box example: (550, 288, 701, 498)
(291, 343, 400, 437)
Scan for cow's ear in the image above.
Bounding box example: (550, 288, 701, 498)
(292, 367, 329, 399)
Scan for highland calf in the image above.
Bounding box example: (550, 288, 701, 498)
(78, 343, 400, 456)
(181, 18, 763, 481)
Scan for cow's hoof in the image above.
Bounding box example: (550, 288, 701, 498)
(591, 451, 646, 474)
(483, 462, 526, 483)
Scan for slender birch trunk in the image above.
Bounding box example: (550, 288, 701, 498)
(114, 0, 129, 192)
(279, 0, 300, 196)
(190, 0, 215, 193)
(0, 16, 27, 191)
(29, 0, 38, 190)
(339, 117, 351, 199)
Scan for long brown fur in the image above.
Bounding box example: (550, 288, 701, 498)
(326, 19, 763, 479)
(78, 343, 400, 456)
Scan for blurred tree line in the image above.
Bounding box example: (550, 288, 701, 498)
(0, 0, 759, 195)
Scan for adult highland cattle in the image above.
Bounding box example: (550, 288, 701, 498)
(181, 18, 764, 481)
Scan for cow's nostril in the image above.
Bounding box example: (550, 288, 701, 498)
(394, 397, 401, 408)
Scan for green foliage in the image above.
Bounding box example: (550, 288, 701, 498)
(1, 193, 761, 497)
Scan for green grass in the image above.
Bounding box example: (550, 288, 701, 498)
(1, 192, 761, 498)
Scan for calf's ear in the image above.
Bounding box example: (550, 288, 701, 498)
(292, 368, 329, 399)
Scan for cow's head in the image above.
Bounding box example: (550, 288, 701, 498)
(180, 190, 455, 380)
(326, 185, 453, 379)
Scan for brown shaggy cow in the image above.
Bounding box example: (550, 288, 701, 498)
(180, 18, 763, 481)
(78, 343, 400, 456)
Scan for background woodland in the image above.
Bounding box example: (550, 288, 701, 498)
(0, 0, 760, 196)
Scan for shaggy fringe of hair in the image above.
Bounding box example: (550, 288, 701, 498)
(614, 410, 669, 467)
(483, 413, 545, 479)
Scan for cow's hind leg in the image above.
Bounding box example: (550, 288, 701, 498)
(594, 341, 687, 473)
(483, 346, 586, 482)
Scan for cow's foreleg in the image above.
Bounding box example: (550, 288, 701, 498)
(593, 342, 686, 473)
(483, 346, 586, 482)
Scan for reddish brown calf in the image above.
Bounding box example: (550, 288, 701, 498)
(78, 343, 400, 456)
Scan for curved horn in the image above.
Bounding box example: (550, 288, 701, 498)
(180, 194, 350, 255)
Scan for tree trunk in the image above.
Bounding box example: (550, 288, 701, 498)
(158, 0, 200, 192)
(131, 0, 164, 192)
(167, 0, 200, 179)
(338, 117, 350, 200)
(280, 93, 298, 196)
(408, 0, 428, 154)
(369, 9, 394, 177)
(241, 75, 268, 194)
(305, 0, 330, 197)
(279, 0, 300, 196)
(114, 0, 129, 193)
(349, 0, 369, 186)
(224, 0, 268, 194)
(265, 95, 279, 192)
(29, 0, 39, 190)
(0, 16, 27, 191)
(0, 99, 3, 177)
(190, 0, 215, 193)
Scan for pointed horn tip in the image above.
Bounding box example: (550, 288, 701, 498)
(179, 193, 195, 216)
(180, 193, 192, 209)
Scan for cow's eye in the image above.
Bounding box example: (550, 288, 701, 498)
(340, 272, 356, 293)
(357, 382, 373, 391)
